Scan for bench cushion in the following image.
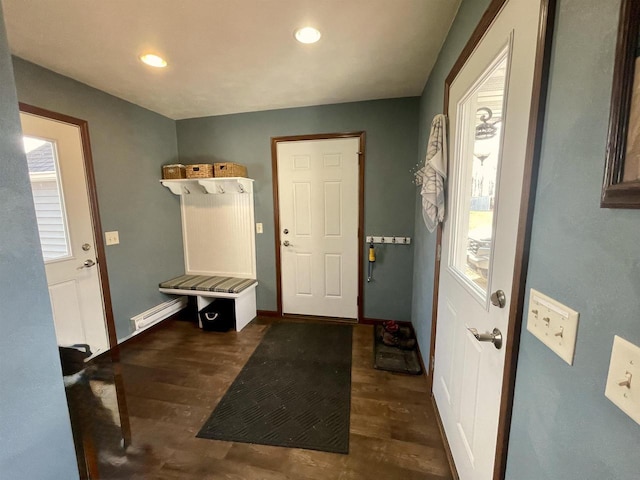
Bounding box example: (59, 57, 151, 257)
(160, 275, 257, 294)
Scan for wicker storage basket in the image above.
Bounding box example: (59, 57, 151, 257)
(186, 164, 214, 178)
(214, 162, 248, 178)
(162, 164, 186, 179)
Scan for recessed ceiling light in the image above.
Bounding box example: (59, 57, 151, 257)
(295, 27, 321, 44)
(139, 53, 167, 68)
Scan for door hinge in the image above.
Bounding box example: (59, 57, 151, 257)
(357, 295, 360, 306)
(436, 244, 442, 261)
(430, 355, 435, 372)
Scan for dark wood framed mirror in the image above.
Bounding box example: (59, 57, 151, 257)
(602, 0, 640, 208)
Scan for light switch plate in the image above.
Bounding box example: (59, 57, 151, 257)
(605, 336, 640, 425)
(256, 223, 263, 234)
(105, 231, 119, 245)
(526, 289, 579, 365)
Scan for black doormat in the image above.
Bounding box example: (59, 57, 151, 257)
(197, 322, 353, 454)
(373, 325, 422, 375)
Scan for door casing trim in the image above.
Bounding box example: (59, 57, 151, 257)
(271, 132, 365, 322)
(427, 1, 556, 479)
(19, 102, 118, 351)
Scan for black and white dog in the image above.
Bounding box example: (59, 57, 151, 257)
(59, 344, 148, 475)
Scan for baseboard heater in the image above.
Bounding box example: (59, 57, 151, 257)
(128, 296, 187, 337)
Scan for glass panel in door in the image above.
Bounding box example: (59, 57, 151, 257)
(450, 47, 509, 299)
(24, 136, 72, 262)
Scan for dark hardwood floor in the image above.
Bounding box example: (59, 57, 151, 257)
(74, 314, 453, 479)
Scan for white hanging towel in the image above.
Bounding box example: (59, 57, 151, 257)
(420, 114, 448, 232)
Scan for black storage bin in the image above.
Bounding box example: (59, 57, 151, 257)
(199, 298, 235, 332)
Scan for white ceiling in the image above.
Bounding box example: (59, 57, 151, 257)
(2, 0, 461, 120)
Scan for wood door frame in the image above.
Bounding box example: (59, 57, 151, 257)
(271, 132, 365, 322)
(426, 1, 556, 479)
(19, 102, 118, 350)
(601, 0, 640, 208)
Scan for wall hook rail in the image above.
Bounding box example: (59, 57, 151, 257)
(365, 236, 411, 245)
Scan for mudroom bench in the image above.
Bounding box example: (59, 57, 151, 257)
(159, 275, 257, 332)
(158, 176, 257, 333)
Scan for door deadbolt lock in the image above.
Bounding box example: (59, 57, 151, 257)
(82, 243, 91, 251)
(283, 229, 289, 234)
(491, 290, 506, 308)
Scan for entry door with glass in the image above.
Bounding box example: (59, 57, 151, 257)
(432, 0, 543, 478)
(21, 112, 109, 355)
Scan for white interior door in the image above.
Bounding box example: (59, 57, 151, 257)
(277, 138, 359, 319)
(21, 112, 109, 355)
(432, 0, 541, 478)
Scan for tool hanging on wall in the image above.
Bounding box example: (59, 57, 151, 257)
(367, 240, 376, 282)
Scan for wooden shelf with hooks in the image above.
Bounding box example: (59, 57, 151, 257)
(160, 177, 254, 195)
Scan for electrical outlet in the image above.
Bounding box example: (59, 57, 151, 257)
(256, 223, 263, 234)
(526, 289, 579, 365)
(605, 336, 640, 425)
(105, 231, 119, 245)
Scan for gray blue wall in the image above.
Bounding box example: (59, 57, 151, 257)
(0, 5, 78, 478)
(411, 0, 640, 478)
(410, 0, 492, 364)
(12, 58, 185, 340)
(176, 99, 419, 321)
(506, 0, 639, 478)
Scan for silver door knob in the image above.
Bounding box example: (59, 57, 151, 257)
(491, 290, 506, 308)
(77, 259, 96, 270)
(283, 240, 291, 247)
(468, 327, 503, 349)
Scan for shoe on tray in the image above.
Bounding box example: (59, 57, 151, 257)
(382, 320, 399, 333)
(381, 330, 416, 350)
